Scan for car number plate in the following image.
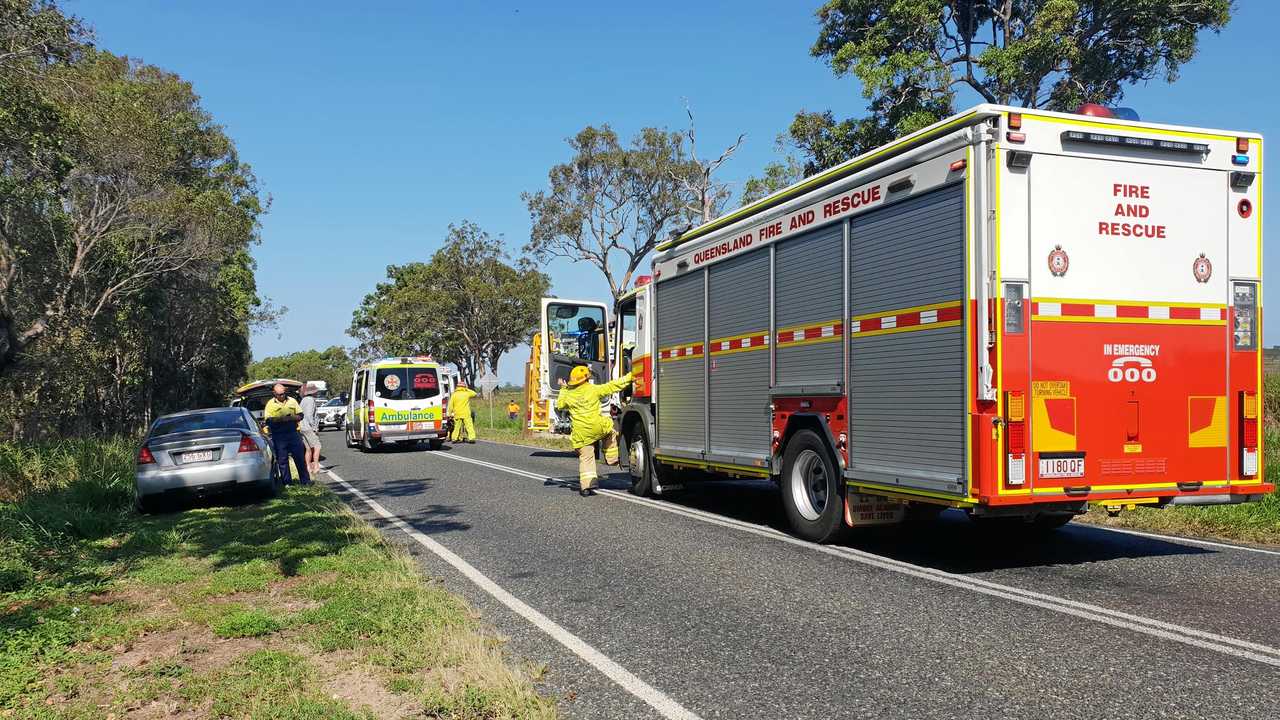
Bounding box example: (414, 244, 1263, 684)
(1039, 456, 1084, 479)
(182, 450, 214, 464)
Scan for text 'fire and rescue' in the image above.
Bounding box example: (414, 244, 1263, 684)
(692, 184, 884, 264)
(1098, 183, 1167, 238)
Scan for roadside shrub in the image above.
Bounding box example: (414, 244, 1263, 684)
(0, 555, 35, 593)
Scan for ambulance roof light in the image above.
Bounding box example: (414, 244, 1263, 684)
(635, 275, 652, 287)
(1111, 107, 1141, 122)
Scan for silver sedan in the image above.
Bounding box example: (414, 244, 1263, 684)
(135, 407, 281, 512)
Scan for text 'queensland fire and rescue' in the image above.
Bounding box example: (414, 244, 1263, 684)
(1098, 183, 1168, 238)
(691, 184, 885, 265)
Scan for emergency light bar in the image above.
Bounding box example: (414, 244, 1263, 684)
(1060, 130, 1208, 155)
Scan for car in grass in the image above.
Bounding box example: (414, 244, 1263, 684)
(135, 407, 281, 512)
(316, 397, 346, 431)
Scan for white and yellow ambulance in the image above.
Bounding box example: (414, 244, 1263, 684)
(345, 356, 447, 451)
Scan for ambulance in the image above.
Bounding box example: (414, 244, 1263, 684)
(345, 356, 448, 451)
(536, 103, 1271, 542)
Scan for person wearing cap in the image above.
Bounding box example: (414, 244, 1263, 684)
(556, 365, 633, 496)
(448, 379, 478, 443)
(263, 383, 311, 486)
(298, 383, 322, 475)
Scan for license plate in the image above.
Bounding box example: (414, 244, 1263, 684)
(1039, 456, 1085, 479)
(182, 450, 214, 464)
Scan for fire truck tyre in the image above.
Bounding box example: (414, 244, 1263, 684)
(625, 426, 654, 497)
(781, 430, 849, 543)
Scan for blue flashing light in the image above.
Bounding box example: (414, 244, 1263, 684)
(1232, 154, 1250, 166)
(1111, 107, 1141, 121)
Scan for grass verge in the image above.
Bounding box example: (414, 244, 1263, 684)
(1, 439, 555, 719)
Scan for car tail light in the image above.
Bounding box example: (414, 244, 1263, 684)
(237, 433, 259, 454)
(1005, 391, 1026, 485)
(137, 446, 156, 464)
(1240, 391, 1259, 477)
(1008, 113, 1022, 130)
(1236, 137, 1249, 154)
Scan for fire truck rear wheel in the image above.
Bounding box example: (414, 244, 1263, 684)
(625, 426, 654, 496)
(781, 429, 849, 543)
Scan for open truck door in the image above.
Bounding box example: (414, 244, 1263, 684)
(538, 298, 611, 402)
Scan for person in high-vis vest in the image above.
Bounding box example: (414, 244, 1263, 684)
(448, 380, 478, 443)
(263, 383, 311, 486)
(556, 365, 632, 496)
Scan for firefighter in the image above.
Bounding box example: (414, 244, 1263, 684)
(448, 380, 478, 444)
(556, 366, 633, 496)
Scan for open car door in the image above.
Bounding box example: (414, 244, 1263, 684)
(539, 298, 611, 401)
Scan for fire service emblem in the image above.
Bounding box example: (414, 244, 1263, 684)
(1047, 246, 1069, 277)
(1192, 254, 1212, 283)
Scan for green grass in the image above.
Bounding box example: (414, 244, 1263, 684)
(0, 439, 556, 719)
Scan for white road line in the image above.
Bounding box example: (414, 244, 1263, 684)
(1078, 524, 1280, 557)
(323, 469, 704, 720)
(432, 452, 1280, 669)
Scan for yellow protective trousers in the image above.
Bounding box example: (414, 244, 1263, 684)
(451, 414, 475, 442)
(576, 432, 618, 490)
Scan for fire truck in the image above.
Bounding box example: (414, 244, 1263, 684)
(534, 104, 1270, 542)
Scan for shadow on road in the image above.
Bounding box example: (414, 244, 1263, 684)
(530, 450, 577, 459)
(655, 477, 1213, 573)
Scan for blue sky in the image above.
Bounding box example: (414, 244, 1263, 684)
(82, 1, 1276, 382)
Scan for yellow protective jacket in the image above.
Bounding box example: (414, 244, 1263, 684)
(448, 387, 477, 417)
(556, 373, 632, 448)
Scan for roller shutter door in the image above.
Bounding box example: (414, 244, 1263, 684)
(848, 183, 967, 495)
(776, 224, 844, 387)
(656, 271, 706, 454)
(707, 250, 770, 458)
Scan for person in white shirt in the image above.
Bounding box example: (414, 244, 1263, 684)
(298, 383, 322, 475)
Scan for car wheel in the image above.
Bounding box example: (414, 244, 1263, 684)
(346, 428, 357, 449)
(625, 425, 654, 497)
(428, 438, 444, 451)
(780, 429, 849, 543)
(361, 434, 378, 452)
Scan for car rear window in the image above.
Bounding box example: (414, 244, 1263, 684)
(151, 411, 249, 437)
(323, 398, 345, 407)
(374, 367, 440, 401)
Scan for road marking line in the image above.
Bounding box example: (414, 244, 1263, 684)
(1076, 524, 1280, 556)
(433, 452, 1280, 668)
(323, 469, 704, 720)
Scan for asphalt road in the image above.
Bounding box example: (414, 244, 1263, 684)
(319, 435, 1280, 719)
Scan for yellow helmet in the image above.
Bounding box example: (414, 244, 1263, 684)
(568, 365, 591, 386)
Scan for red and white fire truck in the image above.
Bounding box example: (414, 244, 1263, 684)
(534, 104, 1270, 542)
